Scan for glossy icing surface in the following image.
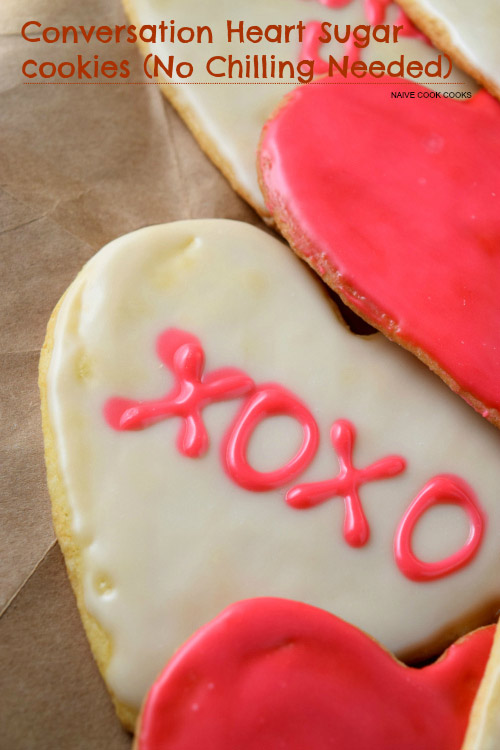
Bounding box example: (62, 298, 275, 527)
(47, 220, 500, 710)
(286, 419, 406, 547)
(223, 383, 320, 491)
(127, 0, 475, 212)
(138, 598, 495, 750)
(394, 475, 485, 581)
(105, 328, 255, 458)
(259, 79, 500, 416)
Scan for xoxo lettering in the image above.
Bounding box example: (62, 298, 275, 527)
(104, 328, 486, 581)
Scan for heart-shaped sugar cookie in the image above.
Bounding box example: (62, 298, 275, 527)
(259, 79, 500, 426)
(136, 598, 495, 750)
(40, 220, 500, 729)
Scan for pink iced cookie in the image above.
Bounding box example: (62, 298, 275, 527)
(259, 77, 500, 427)
(136, 598, 495, 750)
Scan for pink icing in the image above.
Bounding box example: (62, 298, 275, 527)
(223, 384, 319, 491)
(395, 475, 486, 581)
(308, 0, 354, 7)
(393, 8, 429, 42)
(364, 0, 392, 25)
(259, 80, 500, 416)
(301, 21, 360, 70)
(300, 0, 429, 71)
(104, 329, 487, 579)
(137, 598, 495, 750)
(104, 328, 254, 458)
(320, 0, 354, 6)
(302, 21, 330, 74)
(364, 0, 425, 36)
(286, 419, 406, 546)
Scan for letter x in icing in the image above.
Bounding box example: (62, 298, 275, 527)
(286, 420, 406, 547)
(104, 329, 255, 457)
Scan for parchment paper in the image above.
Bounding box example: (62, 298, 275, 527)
(0, 0, 262, 746)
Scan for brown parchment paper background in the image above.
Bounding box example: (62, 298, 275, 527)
(0, 1, 264, 747)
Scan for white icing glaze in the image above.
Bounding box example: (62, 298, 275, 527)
(408, 0, 500, 93)
(48, 220, 500, 709)
(126, 0, 476, 212)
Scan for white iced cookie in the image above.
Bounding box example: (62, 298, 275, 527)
(41, 220, 500, 729)
(122, 0, 476, 215)
(395, 0, 500, 100)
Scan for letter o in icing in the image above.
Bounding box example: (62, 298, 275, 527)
(394, 474, 486, 582)
(223, 384, 319, 491)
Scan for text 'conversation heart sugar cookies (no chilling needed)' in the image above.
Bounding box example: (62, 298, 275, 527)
(259, 79, 500, 427)
(40, 220, 500, 729)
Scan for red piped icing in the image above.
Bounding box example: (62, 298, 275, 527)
(395, 475, 486, 581)
(393, 8, 430, 42)
(302, 21, 330, 75)
(104, 329, 487, 578)
(137, 598, 494, 750)
(307, 0, 354, 8)
(300, 0, 429, 69)
(364, 0, 427, 40)
(223, 384, 319, 491)
(286, 419, 406, 546)
(104, 329, 254, 458)
(364, 0, 392, 24)
(301, 21, 361, 70)
(259, 79, 500, 418)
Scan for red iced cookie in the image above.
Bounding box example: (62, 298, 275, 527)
(135, 598, 494, 750)
(258, 78, 500, 427)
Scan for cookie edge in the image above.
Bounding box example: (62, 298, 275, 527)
(393, 0, 500, 101)
(39, 289, 138, 733)
(121, 0, 272, 220)
(256, 89, 500, 431)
